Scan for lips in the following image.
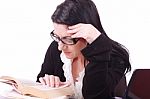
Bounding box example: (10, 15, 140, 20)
(63, 51, 73, 59)
(63, 52, 71, 54)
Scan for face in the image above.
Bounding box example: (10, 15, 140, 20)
(53, 23, 87, 59)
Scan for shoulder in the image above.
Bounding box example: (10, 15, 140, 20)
(48, 41, 59, 50)
(47, 41, 61, 55)
(109, 42, 131, 73)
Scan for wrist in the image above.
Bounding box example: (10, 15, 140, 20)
(87, 30, 101, 44)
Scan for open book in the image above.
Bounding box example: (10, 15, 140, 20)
(0, 76, 74, 99)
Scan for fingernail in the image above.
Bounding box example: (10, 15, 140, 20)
(51, 84, 54, 87)
(55, 84, 59, 88)
(71, 35, 75, 38)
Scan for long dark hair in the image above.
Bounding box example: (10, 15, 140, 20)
(51, 0, 131, 73)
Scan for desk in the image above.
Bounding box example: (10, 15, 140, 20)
(0, 90, 68, 99)
(0, 96, 11, 99)
(0, 89, 41, 99)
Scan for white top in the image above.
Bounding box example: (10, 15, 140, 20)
(60, 52, 84, 99)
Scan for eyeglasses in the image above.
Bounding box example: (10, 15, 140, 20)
(50, 31, 80, 45)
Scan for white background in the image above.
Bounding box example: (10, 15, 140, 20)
(0, 0, 150, 82)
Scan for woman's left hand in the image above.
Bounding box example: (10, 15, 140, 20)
(67, 23, 101, 44)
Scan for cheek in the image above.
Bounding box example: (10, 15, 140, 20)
(77, 40, 87, 51)
(72, 43, 86, 55)
(65, 40, 86, 58)
(70, 47, 80, 55)
(68, 46, 81, 58)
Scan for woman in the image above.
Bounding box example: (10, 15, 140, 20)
(36, 0, 131, 98)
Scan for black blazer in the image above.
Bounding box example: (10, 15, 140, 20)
(37, 34, 128, 99)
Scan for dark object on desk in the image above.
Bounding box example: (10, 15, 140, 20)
(123, 69, 150, 99)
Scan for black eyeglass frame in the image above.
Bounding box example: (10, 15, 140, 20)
(50, 31, 80, 45)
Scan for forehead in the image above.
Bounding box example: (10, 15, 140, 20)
(53, 23, 71, 37)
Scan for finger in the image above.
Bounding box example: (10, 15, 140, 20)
(60, 81, 71, 87)
(68, 23, 82, 30)
(39, 77, 46, 85)
(71, 31, 83, 38)
(49, 75, 55, 87)
(54, 76, 60, 87)
(60, 81, 68, 85)
(44, 74, 50, 86)
(67, 28, 80, 34)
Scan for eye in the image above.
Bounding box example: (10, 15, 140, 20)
(62, 37, 74, 43)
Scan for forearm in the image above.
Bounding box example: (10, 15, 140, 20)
(36, 41, 65, 82)
(81, 34, 126, 98)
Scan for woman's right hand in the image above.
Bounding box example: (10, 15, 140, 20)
(39, 74, 67, 88)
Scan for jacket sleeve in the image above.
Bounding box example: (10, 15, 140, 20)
(36, 41, 65, 82)
(81, 34, 126, 99)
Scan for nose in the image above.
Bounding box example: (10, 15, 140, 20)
(58, 41, 66, 51)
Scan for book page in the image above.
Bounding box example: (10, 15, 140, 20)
(0, 76, 69, 87)
(30, 83, 71, 91)
(0, 76, 73, 98)
(0, 78, 16, 85)
(0, 82, 39, 99)
(0, 76, 38, 86)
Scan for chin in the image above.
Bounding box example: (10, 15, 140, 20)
(65, 55, 74, 59)
(63, 52, 74, 59)
(64, 54, 76, 59)
(63, 52, 78, 59)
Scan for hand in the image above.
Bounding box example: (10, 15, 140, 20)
(67, 23, 101, 44)
(39, 74, 67, 88)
